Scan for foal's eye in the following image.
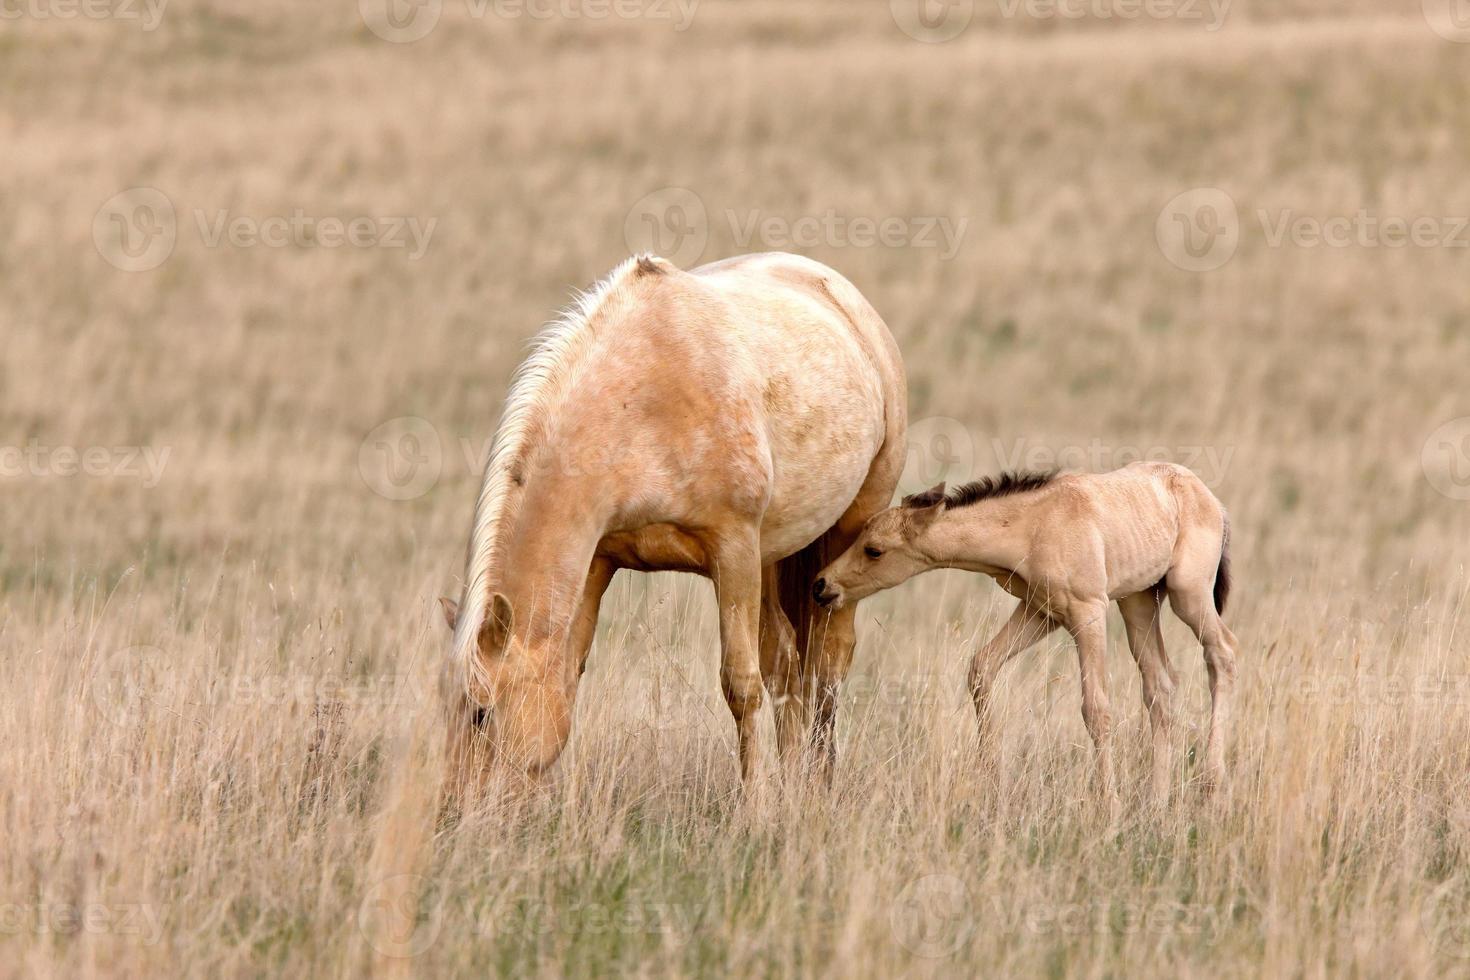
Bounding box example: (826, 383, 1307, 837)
(863, 546, 883, 560)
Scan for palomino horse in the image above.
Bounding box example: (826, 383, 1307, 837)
(813, 462, 1237, 806)
(439, 252, 906, 790)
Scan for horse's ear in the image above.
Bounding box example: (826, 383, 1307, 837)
(438, 596, 459, 630)
(902, 483, 946, 509)
(478, 592, 514, 656)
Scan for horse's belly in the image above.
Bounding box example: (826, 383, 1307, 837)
(757, 415, 882, 563)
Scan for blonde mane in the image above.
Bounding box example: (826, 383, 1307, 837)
(450, 255, 662, 686)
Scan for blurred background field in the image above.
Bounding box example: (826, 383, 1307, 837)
(3, 1, 1470, 976)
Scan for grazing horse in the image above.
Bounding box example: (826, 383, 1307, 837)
(812, 462, 1238, 805)
(439, 252, 907, 791)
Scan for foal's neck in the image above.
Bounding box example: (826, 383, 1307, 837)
(924, 496, 1036, 578)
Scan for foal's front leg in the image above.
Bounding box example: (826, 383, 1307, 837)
(968, 601, 1056, 748)
(1067, 600, 1118, 810)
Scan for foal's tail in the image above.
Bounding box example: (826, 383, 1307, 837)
(1214, 511, 1232, 614)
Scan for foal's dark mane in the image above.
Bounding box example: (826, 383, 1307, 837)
(945, 470, 1058, 508)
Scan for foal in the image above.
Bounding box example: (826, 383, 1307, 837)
(812, 462, 1238, 804)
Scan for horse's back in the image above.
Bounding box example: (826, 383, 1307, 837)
(628, 253, 903, 560)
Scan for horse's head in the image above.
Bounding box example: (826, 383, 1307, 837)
(812, 483, 947, 610)
(437, 592, 573, 794)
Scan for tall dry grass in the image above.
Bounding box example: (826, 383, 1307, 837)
(3, 0, 1470, 975)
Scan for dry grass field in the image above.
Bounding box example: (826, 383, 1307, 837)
(5, 0, 1470, 975)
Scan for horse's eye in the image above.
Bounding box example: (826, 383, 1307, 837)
(863, 546, 883, 560)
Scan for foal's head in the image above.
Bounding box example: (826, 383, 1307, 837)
(812, 483, 948, 610)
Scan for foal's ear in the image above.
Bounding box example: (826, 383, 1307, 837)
(478, 592, 515, 657)
(901, 482, 947, 535)
(902, 482, 947, 509)
(438, 596, 459, 631)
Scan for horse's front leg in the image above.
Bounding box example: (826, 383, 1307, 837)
(710, 530, 765, 784)
(564, 557, 616, 700)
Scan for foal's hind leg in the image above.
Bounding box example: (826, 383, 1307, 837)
(1119, 589, 1179, 806)
(1167, 541, 1238, 792)
(1059, 597, 1118, 810)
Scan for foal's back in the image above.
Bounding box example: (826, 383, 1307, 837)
(1029, 462, 1224, 601)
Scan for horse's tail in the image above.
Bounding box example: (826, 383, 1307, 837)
(1214, 511, 1232, 614)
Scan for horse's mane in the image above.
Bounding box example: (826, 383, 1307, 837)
(944, 470, 1057, 508)
(450, 255, 667, 685)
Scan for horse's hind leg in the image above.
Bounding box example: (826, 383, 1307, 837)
(1119, 589, 1179, 806)
(777, 488, 901, 779)
(1166, 533, 1238, 792)
(758, 563, 803, 762)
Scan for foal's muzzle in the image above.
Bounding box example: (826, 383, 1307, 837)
(812, 577, 839, 607)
